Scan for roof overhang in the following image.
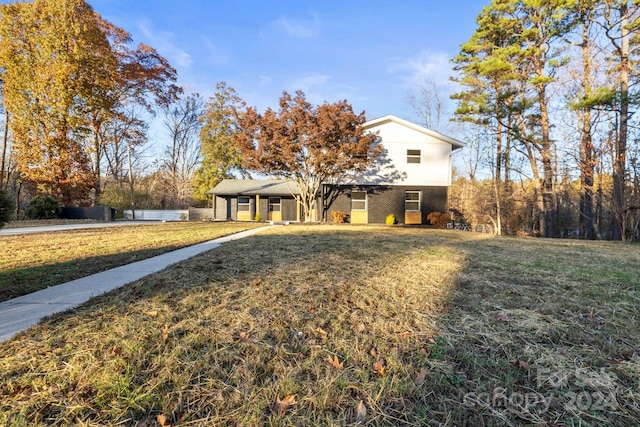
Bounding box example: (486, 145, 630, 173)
(207, 179, 300, 196)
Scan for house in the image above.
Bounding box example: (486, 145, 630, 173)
(208, 179, 301, 222)
(207, 115, 464, 224)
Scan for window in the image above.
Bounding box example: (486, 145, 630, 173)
(407, 149, 421, 164)
(269, 197, 281, 212)
(351, 191, 367, 211)
(238, 196, 250, 212)
(405, 191, 421, 211)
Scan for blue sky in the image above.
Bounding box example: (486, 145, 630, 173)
(89, 0, 487, 123)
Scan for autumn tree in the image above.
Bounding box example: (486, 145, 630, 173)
(234, 90, 380, 221)
(84, 21, 179, 205)
(0, 0, 178, 206)
(193, 82, 248, 205)
(0, 0, 102, 204)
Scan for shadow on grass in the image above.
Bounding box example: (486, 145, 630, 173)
(1, 226, 639, 426)
(0, 244, 187, 302)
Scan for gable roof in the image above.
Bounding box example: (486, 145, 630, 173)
(207, 179, 299, 196)
(364, 115, 465, 150)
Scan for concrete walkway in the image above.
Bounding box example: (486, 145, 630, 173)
(0, 226, 275, 343)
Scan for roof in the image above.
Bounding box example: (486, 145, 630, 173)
(207, 179, 300, 196)
(364, 114, 465, 150)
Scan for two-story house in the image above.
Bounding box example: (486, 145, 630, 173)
(208, 115, 464, 224)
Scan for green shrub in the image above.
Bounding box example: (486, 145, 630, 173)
(26, 195, 60, 220)
(385, 213, 396, 226)
(254, 212, 261, 222)
(427, 211, 450, 228)
(0, 190, 14, 228)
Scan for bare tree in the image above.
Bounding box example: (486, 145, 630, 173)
(407, 80, 448, 132)
(159, 91, 204, 209)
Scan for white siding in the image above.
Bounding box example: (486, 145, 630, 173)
(356, 120, 454, 186)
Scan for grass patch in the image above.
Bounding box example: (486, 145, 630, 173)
(0, 222, 262, 301)
(0, 226, 638, 426)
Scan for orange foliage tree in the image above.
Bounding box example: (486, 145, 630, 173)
(0, 0, 178, 205)
(234, 90, 380, 221)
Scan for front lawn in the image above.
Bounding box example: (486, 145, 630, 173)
(0, 221, 263, 301)
(0, 226, 638, 426)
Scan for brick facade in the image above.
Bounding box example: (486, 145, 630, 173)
(324, 185, 448, 224)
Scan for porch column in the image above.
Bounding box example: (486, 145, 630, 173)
(255, 194, 260, 220)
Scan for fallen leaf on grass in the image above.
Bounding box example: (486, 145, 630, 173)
(356, 399, 367, 424)
(397, 331, 411, 340)
(369, 347, 378, 358)
(494, 312, 509, 322)
(373, 360, 386, 377)
(161, 324, 169, 342)
(514, 360, 531, 370)
(316, 327, 328, 340)
(238, 331, 250, 342)
(157, 414, 170, 427)
(415, 367, 429, 385)
(326, 355, 344, 370)
(272, 394, 297, 416)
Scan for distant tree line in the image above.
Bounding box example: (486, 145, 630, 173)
(442, 0, 640, 241)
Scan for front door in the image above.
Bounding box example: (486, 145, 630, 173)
(269, 197, 282, 221)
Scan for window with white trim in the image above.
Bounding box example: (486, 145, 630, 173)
(407, 149, 421, 164)
(269, 197, 281, 212)
(351, 191, 367, 211)
(405, 191, 421, 211)
(238, 196, 250, 212)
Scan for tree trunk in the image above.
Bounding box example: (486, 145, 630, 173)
(537, 70, 555, 238)
(613, 3, 629, 241)
(0, 111, 8, 190)
(494, 112, 503, 235)
(92, 122, 102, 206)
(578, 18, 595, 240)
(127, 143, 135, 220)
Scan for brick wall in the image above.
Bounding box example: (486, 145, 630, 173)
(325, 185, 448, 224)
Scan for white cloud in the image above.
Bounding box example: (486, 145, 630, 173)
(288, 73, 330, 104)
(387, 50, 454, 87)
(272, 15, 321, 39)
(258, 75, 272, 86)
(137, 18, 193, 69)
(201, 37, 230, 66)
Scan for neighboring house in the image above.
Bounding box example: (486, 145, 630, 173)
(207, 115, 464, 224)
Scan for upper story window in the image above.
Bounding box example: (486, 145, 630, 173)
(407, 149, 421, 164)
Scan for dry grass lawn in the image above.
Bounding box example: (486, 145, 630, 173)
(0, 221, 262, 301)
(0, 225, 638, 426)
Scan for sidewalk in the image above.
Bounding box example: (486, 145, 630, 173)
(0, 226, 275, 343)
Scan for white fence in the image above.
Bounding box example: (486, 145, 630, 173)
(123, 209, 189, 221)
(123, 209, 214, 221)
